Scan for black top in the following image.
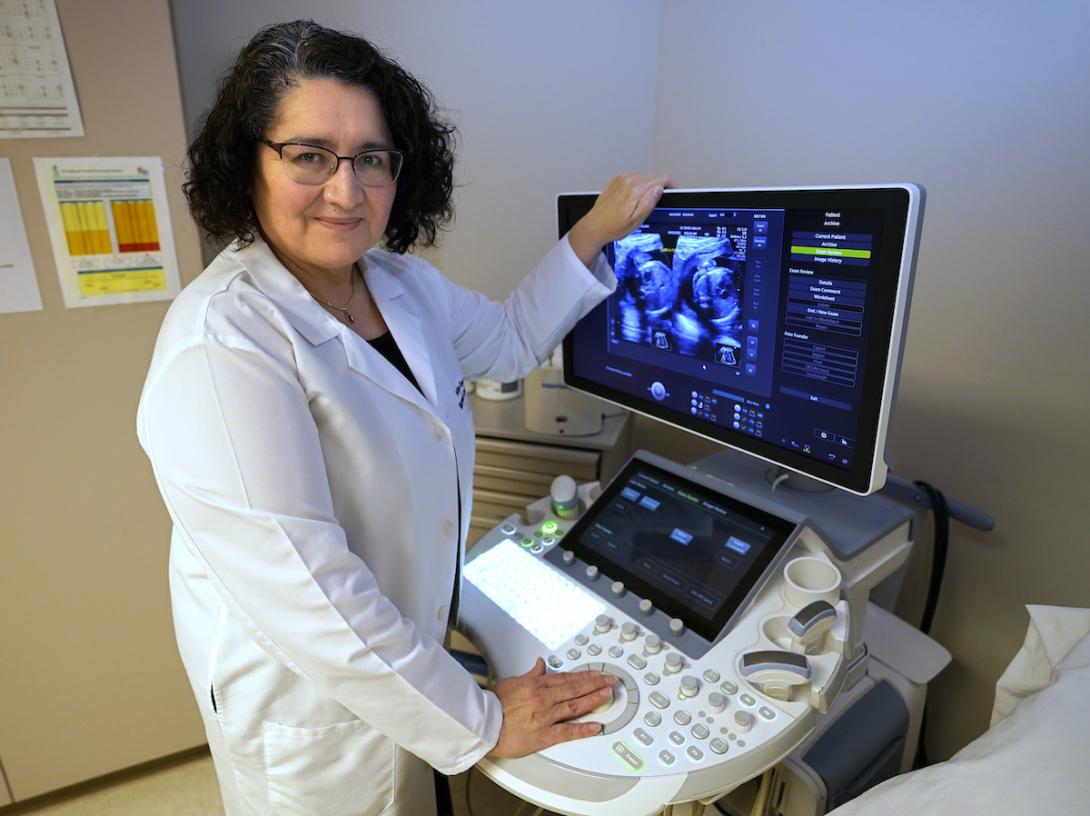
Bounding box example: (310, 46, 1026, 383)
(367, 331, 422, 395)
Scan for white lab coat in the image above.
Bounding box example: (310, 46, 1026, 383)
(136, 233, 614, 815)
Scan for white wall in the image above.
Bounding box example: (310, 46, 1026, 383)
(170, 0, 660, 296)
(651, 0, 1090, 759)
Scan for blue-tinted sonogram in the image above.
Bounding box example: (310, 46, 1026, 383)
(610, 231, 744, 366)
(613, 232, 678, 346)
(673, 236, 743, 360)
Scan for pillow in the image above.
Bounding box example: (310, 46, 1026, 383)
(991, 605, 1090, 724)
(827, 605, 1090, 816)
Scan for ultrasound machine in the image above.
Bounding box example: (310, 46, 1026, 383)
(459, 185, 966, 815)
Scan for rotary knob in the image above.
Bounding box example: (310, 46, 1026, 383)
(585, 565, 599, 581)
(680, 676, 700, 697)
(550, 475, 578, 518)
(644, 634, 662, 655)
(708, 692, 727, 713)
(664, 653, 684, 674)
(669, 618, 685, 635)
(733, 711, 754, 733)
(620, 622, 638, 641)
(561, 549, 575, 565)
(594, 615, 612, 634)
(638, 598, 654, 616)
(611, 581, 625, 597)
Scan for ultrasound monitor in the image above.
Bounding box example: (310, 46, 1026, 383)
(559, 185, 924, 495)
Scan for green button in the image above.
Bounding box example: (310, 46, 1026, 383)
(611, 741, 644, 771)
(542, 520, 559, 534)
(520, 537, 533, 548)
(790, 245, 872, 259)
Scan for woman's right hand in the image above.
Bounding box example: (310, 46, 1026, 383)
(567, 172, 672, 268)
(485, 657, 617, 758)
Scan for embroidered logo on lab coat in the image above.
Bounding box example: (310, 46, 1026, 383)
(455, 378, 466, 409)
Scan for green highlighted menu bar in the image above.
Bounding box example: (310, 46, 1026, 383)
(790, 230, 874, 267)
(790, 245, 872, 259)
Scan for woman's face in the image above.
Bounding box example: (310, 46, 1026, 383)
(252, 77, 397, 276)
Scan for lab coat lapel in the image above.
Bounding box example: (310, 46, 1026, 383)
(361, 260, 440, 411)
(233, 237, 438, 415)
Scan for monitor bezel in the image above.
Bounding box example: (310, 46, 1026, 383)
(558, 184, 923, 495)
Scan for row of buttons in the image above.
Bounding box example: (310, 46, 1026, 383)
(564, 567, 686, 634)
(554, 653, 776, 724)
(634, 716, 742, 759)
(622, 732, 732, 770)
(620, 675, 781, 769)
(658, 745, 706, 764)
(554, 628, 779, 771)
(500, 522, 562, 554)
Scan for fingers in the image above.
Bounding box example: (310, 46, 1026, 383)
(547, 720, 605, 746)
(567, 171, 671, 267)
(548, 684, 614, 723)
(633, 178, 668, 222)
(541, 670, 616, 704)
(524, 657, 546, 678)
(487, 664, 616, 758)
(599, 172, 672, 238)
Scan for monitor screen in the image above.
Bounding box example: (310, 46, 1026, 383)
(559, 185, 923, 494)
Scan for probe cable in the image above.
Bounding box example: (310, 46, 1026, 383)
(911, 479, 950, 769)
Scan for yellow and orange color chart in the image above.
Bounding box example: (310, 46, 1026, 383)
(111, 199, 161, 252)
(60, 201, 111, 255)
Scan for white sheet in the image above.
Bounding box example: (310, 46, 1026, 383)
(828, 605, 1090, 816)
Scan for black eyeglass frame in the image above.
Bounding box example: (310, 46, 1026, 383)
(260, 138, 404, 186)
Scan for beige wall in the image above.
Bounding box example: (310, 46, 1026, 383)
(649, 1, 1090, 759)
(0, 0, 205, 800)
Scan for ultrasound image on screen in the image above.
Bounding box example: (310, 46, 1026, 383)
(611, 229, 747, 366)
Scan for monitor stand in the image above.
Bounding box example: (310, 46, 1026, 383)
(765, 466, 835, 494)
(692, 449, 913, 562)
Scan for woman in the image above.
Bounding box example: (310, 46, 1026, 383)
(137, 19, 668, 816)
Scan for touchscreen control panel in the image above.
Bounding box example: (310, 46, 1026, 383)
(543, 459, 796, 651)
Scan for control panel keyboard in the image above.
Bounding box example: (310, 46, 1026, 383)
(459, 454, 863, 814)
(464, 539, 606, 650)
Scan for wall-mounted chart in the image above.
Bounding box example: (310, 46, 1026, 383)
(34, 156, 181, 308)
(0, 0, 84, 139)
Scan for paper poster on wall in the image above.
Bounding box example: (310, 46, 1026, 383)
(34, 156, 181, 308)
(0, 0, 85, 139)
(0, 157, 42, 314)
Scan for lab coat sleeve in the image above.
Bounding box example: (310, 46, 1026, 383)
(440, 234, 615, 381)
(138, 309, 501, 774)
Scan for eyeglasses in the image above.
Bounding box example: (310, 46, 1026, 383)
(260, 139, 404, 187)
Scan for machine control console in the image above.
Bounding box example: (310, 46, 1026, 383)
(460, 451, 858, 815)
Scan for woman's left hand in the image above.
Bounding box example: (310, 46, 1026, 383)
(568, 172, 672, 267)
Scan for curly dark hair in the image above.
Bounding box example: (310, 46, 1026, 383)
(183, 20, 456, 254)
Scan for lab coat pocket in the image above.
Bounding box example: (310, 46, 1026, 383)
(262, 718, 394, 816)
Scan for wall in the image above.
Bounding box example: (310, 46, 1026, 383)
(650, 0, 1090, 759)
(0, 0, 205, 800)
(170, 0, 660, 296)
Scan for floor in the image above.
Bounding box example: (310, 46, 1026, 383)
(0, 748, 562, 816)
(0, 748, 727, 815)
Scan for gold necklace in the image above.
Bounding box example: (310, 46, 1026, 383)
(308, 265, 358, 324)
